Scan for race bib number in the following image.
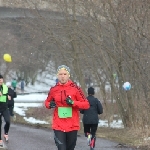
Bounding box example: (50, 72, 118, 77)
(58, 107, 72, 118)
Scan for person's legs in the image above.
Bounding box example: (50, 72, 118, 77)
(21, 88, 24, 93)
(66, 130, 77, 150)
(90, 124, 98, 149)
(2, 109, 10, 135)
(0, 114, 3, 146)
(83, 124, 92, 146)
(90, 124, 98, 137)
(83, 124, 91, 137)
(0, 114, 2, 140)
(54, 130, 66, 150)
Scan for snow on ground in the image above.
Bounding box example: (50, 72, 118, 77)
(14, 94, 124, 128)
(99, 120, 124, 128)
(24, 117, 48, 124)
(14, 103, 43, 116)
(15, 93, 47, 102)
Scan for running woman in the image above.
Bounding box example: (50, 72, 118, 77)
(80, 87, 103, 150)
(0, 75, 11, 146)
(45, 65, 90, 150)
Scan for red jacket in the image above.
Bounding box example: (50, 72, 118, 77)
(45, 80, 90, 132)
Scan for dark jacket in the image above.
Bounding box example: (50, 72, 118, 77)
(7, 87, 17, 106)
(80, 95, 103, 124)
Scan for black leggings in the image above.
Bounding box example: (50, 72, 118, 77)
(54, 130, 77, 150)
(83, 124, 98, 148)
(0, 109, 10, 140)
(83, 124, 98, 137)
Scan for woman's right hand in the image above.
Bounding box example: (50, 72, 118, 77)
(8, 95, 11, 100)
(49, 100, 56, 108)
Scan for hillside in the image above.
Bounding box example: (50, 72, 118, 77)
(0, 0, 58, 10)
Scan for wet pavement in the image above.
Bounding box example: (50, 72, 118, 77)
(5, 123, 134, 150)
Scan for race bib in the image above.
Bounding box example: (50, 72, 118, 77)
(58, 107, 72, 118)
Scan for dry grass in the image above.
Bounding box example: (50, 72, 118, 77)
(12, 106, 150, 150)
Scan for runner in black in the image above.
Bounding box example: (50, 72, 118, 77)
(0, 75, 11, 146)
(80, 87, 103, 150)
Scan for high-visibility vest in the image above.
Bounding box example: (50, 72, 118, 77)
(0, 84, 8, 102)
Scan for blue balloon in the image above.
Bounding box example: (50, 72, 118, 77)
(123, 82, 131, 91)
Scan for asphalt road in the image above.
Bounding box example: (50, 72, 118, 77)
(4, 123, 134, 150)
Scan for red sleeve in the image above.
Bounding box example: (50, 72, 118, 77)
(73, 87, 90, 109)
(45, 87, 54, 109)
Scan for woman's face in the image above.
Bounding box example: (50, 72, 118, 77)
(57, 69, 70, 84)
(0, 78, 3, 85)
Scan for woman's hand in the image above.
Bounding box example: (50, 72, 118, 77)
(8, 95, 11, 100)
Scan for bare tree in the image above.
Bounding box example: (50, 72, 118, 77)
(0, 0, 150, 130)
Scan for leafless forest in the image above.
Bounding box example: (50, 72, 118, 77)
(0, 0, 150, 140)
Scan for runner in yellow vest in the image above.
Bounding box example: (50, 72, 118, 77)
(0, 75, 10, 147)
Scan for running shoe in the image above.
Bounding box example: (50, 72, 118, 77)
(4, 134, 9, 142)
(87, 133, 92, 146)
(90, 137, 95, 149)
(0, 140, 3, 147)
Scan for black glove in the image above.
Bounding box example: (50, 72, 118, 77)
(49, 100, 56, 108)
(66, 96, 74, 105)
